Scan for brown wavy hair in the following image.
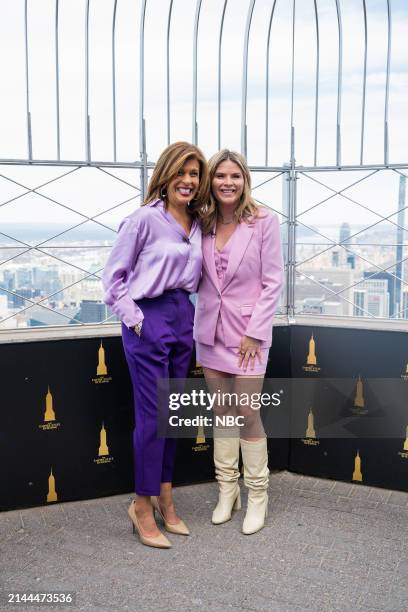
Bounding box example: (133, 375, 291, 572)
(200, 149, 260, 235)
(143, 141, 209, 217)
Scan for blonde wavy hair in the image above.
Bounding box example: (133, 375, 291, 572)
(143, 141, 209, 217)
(200, 149, 260, 235)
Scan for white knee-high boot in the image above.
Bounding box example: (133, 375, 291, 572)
(240, 438, 269, 535)
(212, 428, 241, 524)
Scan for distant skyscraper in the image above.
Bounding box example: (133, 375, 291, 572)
(359, 278, 390, 317)
(363, 271, 394, 317)
(339, 223, 351, 245)
(74, 300, 108, 324)
(353, 289, 366, 316)
(402, 291, 408, 319)
(346, 253, 356, 269)
(332, 250, 340, 267)
(339, 223, 355, 269)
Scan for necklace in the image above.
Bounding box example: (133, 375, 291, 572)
(219, 213, 235, 225)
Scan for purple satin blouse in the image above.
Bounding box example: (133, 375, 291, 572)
(102, 199, 202, 327)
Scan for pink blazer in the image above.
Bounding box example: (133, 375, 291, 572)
(193, 210, 283, 348)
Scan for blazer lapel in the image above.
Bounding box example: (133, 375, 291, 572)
(202, 232, 219, 291)
(221, 222, 254, 291)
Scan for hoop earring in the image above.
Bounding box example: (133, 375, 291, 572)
(160, 186, 168, 200)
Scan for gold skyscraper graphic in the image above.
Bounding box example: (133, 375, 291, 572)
(98, 423, 109, 456)
(352, 451, 363, 482)
(46, 468, 58, 502)
(354, 376, 365, 409)
(307, 334, 317, 365)
(44, 386, 56, 422)
(97, 341, 108, 376)
(404, 425, 408, 451)
(196, 424, 206, 444)
(306, 408, 316, 438)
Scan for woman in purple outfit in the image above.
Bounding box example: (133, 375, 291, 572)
(103, 142, 209, 548)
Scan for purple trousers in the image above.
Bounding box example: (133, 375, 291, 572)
(122, 289, 194, 496)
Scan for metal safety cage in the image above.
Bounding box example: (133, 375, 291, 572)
(0, 0, 407, 330)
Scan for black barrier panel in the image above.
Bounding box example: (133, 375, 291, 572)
(1, 337, 135, 511)
(289, 326, 408, 493)
(7, 323, 407, 510)
(266, 325, 291, 469)
(0, 326, 290, 512)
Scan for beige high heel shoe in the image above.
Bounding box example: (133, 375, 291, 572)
(128, 501, 172, 548)
(151, 496, 190, 536)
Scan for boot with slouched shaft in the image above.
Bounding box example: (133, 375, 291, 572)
(212, 428, 241, 524)
(240, 438, 269, 535)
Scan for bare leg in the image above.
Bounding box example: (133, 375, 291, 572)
(202, 367, 234, 420)
(133, 495, 161, 537)
(158, 482, 180, 525)
(234, 374, 266, 441)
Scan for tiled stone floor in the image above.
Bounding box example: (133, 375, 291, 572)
(1, 472, 407, 611)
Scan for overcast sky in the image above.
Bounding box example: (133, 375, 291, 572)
(0, 0, 407, 230)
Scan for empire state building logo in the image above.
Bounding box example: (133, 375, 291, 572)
(92, 341, 112, 384)
(398, 425, 408, 459)
(350, 375, 368, 415)
(46, 468, 58, 503)
(39, 386, 61, 431)
(352, 450, 363, 482)
(94, 423, 114, 464)
(301, 408, 320, 446)
(302, 334, 321, 373)
(192, 424, 210, 452)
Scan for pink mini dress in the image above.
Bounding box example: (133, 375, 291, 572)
(196, 232, 269, 375)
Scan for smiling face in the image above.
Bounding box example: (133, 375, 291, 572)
(211, 159, 245, 210)
(166, 157, 200, 208)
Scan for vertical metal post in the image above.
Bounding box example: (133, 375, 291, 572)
(335, 0, 343, 167)
(166, 0, 174, 146)
(265, 0, 277, 166)
(241, 0, 256, 157)
(360, 0, 367, 165)
(55, 0, 61, 161)
(24, 0, 32, 161)
(112, 0, 118, 162)
(384, 0, 391, 166)
(286, 127, 297, 320)
(217, 0, 228, 151)
(313, 0, 319, 167)
(85, 0, 91, 163)
(139, 0, 147, 200)
(192, 0, 202, 145)
(290, 0, 296, 137)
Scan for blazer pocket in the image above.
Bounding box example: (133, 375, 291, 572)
(240, 305, 254, 316)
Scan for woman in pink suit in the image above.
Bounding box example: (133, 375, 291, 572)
(194, 150, 283, 535)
